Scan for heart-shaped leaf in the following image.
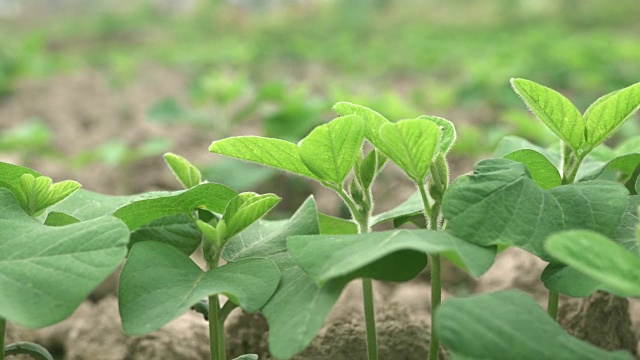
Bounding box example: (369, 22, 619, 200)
(224, 197, 345, 359)
(584, 82, 640, 149)
(418, 115, 457, 154)
(298, 115, 365, 184)
(113, 183, 237, 230)
(209, 136, 320, 180)
(379, 118, 442, 184)
(332, 101, 390, 152)
(442, 158, 628, 259)
(14, 174, 81, 216)
(163, 152, 202, 188)
(511, 78, 586, 152)
(436, 290, 633, 360)
(503, 149, 561, 189)
(0, 189, 129, 328)
(545, 230, 640, 297)
(119, 241, 280, 335)
(223, 192, 281, 239)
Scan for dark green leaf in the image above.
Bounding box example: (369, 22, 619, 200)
(129, 214, 201, 255)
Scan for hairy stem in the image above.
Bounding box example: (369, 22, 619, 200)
(1, 317, 5, 360)
(206, 244, 225, 360)
(547, 291, 559, 320)
(419, 184, 442, 360)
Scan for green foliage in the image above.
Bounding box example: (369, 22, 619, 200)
(436, 290, 633, 360)
(163, 152, 202, 189)
(119, 241, 280, 335)
(0, 188, 128, 328)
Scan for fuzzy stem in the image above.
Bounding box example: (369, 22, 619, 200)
(419, 184, 442, 360)
(1, 317, 5, 360)
(547, 290, 559, 320)
(334, 184, 377, 360)
(206, 245, 225, 360)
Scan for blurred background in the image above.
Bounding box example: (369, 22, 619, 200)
(1, 0, 639, 213)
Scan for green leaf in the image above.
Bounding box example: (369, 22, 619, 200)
(371, 192, 423, 225)
(224, 193, 281, 239)
(318, 213, 358, 235)
(209, 136, 320, 180)
(436, 290, 633, 360)
(584, 82, 640, 149)
(4, 342, 54, 360)
(0, 188, 128, 328)
(503, 149, 561, 189)
(298, 115, 365, 184)
(0, 161, 40, 194)
(545, 230, 640, 297)
(541, 262, 603, 297)
(43, 211, 80, 226)
(332, 102, 390, 152)
(14, 174, 81, 216)
(231, 355, 258, 360)
(224, 197, 345, 359)
(442, 158, 628, 259)
(418, 115, 456, 154)
(163, 153, 202, 188)
(129, 214, 201, 255)
(288, 230, 495, 283)
(612, 195, 640, 254)
(379, 118, 442, 184)
(113, 183, 237, 230)
(356, 149, 379, 191)
(510, 78, 585, 152)
(637, 177, 640, 194)
(492, 135, 560, 167)
(119, 241, 280, 335)
(43, 189, 137, 221)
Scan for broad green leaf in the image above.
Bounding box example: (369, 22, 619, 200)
(0, 161, 40, 194)
(113, 183, 237, 230)
(224, 197, 345, 359)
(163, 152, 202, 188)
(379, 118, 442, 184)
(318, 213, 358, 235)
(332, 101, 390, 152)
(209, 136, 320, 180)
(418, 115, 457, 154)
(357, 149, 379, 191)
(43, 211, 80, 226)
(584, 82, 640, 149)
(0, 188, 128, 328)
(119, 241, 280, 335)
(14, 174, 81, 216)
(436, 290, 633, 360)
(201, 158, 276, 192)
(541, 263, 603, 297)
(224, 193, 281, 239)
(510, 78, 585, 152)
(129, 214, 201, 255)
(43, 189, 137, 221)
(503, 149, 561, 189)
(298, 115, 365, 184)
(612, 196, 640, 254)
(288, 230, 495, 282)
(442, 158, 628, 260)
(492, 135, 560, 167)
(371, 191, 422, 225)
(545, 230, 640, 297)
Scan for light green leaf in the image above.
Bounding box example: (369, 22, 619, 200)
(298, 115, 365, 183)
(129, 214, 201, 255)
(503, 149, 561, 189)
(637, 177, 640, 194)
(0, 189, 128, 328)
(584, 82, 640, 149)
(209, 136, 320, 180)
(371, 192, 422, 225)
(43, 211, 80, 226)
(545, 230, 640, 297)
(612, 196, 640, 254)
(332, 101, 390, 152)
(288, 230, 495, 282)
(113, 183, 237, 230)
(43, 189, 137, 221)
(541, 263, 603, 297)
(14, 174, 81, 216)
(442, 158, 628, 260)
(418, 115, 456, 154)
(510, 78, 585, 152)
(0, 161, 40, 194)
(163, 152, 202, 188)
(224, 197, 345, 359)
(119, 241, 280, 335)
(492, 135, 560, 167)
(379, 118, 442, 184)
(436, 290, 633, 360)
(224, 193, 281, 239)
(318, 213, 358, 235)
(357, 150, 379, 191)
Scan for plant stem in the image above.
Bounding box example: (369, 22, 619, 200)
(206, 247, 225, 360)
(1, 317, 5, 360)
(419, 184, 442, 360)
(334, 184, 377, 360)
(547, 290, 559, 320)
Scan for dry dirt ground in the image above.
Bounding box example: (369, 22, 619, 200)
(2, 69, 640, 359)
